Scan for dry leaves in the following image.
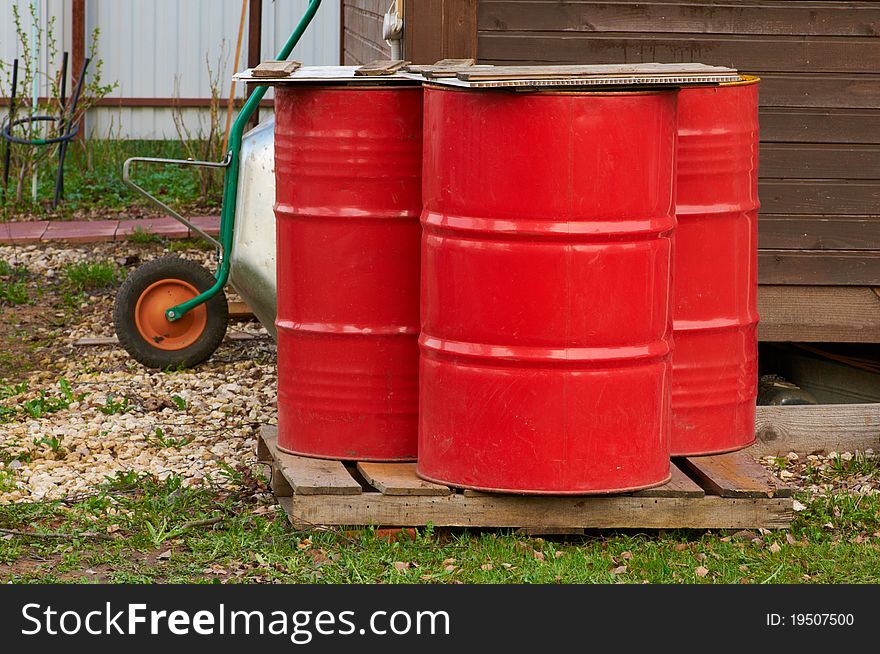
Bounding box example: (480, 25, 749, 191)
(695, 566, 709, 578)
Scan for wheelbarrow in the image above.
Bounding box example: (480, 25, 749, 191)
(113, 0, 321, 369)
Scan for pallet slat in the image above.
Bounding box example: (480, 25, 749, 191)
(679, 451, 793, 499)
(287, 494, 793, 530)
(261, 427, 362, 496)
(632, 464, 705, 498)
(356, 462, 451, 496)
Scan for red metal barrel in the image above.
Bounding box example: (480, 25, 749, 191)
(274, 85, 423, 460)
(418, 86, 677, 494)
(671, 77, 760, 456)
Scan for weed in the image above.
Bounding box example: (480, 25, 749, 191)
(0, 381, 27, 400)
(145, 519, 174, 549)
(63, 261, 119, 291)
(170, 395, 187, 411)
(18, 379, 80, 419)
(0, 280, 29, 305)
(60, 289, 85, 310)
(146, 427, 195, 450)
(0, 469, 18, 493)
(168, 238, 217, 253)
(0, 260, 28, 277)
(128, 227, 163, 245)
(99, 394, 130, 415)
(32, 434, 65, 456)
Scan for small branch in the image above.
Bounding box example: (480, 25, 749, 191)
(0, 527, 114, 541)
(178, 516, 223, 531)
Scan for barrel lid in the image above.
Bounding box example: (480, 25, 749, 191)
(409, 62, 740, 90)
(235, 65, 421, 86)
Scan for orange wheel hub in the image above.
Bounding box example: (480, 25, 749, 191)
(134, 279, 207, 351)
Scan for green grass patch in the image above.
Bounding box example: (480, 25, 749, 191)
(168, 238, 216, 253)
(63, 261, 119, 291)
(0, 260, 31, 305)
(2, 140, 222, 219)
(1, 467, 879, 585)
(128, 227, 164, 245)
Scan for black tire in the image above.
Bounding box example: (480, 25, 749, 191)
(114, 256, 228, 369)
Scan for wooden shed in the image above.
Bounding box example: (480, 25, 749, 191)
(341, 0, 880, 344)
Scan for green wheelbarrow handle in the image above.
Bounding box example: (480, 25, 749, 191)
(165, 0, 323, 322)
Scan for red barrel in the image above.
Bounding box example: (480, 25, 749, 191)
(671, 77, 759, 456)
(274, 85, 422, 460)
(418, 87, 677, 494)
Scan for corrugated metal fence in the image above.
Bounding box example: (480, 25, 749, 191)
(1, 0, 341, 138)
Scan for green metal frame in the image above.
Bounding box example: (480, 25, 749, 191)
(164, 0, 323, 322)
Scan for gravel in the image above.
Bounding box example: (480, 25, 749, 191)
(0, 242, 275, 503)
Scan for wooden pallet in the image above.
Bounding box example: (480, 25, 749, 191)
(257, 426, 793, 531)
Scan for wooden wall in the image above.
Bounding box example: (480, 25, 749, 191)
(341, 0, 390, 64)
(477, 1, 880, 286)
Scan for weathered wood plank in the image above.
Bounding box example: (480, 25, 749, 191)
(356, 462, 452, 496)
(633, 463, 705, 498)
(759, 180, 880, 216)
(285, 493, 792, 530)
(260, 426, 362, 496)
(758, 285, 880, 343)
(680, 451, 793, 499)
(758, 250, 880, 286)
(753, 403, 880, 457)
(478, 2, 880, 37)
(758, 217, 880, 251)
(404, 58, 476, 74)
(761, 143, 880, 180)
(270, 463, 294, 498)
(476, 32, 880, 73)
(227, 301, 254, 319)
(760, 108, 880, 144)
(342, 2, 391, 65)
(251, 60, 301, 77)
(458, 62, 736, 80)
(755, 73, 880, 110)
(355, 59, 410, 76)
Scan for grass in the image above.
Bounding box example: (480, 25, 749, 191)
(0, 260, 32, 306)
(1, 140, 222, 220)
(63, 261, 119, 291)
(168, 238, 216, 253)
(1, 466, 879, 584)
(128, 227, 164, 245)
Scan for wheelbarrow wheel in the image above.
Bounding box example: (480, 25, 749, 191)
(114, 256, 228, 369)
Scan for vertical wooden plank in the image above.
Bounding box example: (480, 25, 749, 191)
(404, 0, 477, 64)
(444, 0, 478, 62)
(338, 0, 345, 65)
(247, 0, 263, 127)
(71, 0, 86, 139)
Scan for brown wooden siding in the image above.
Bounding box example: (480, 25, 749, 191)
(477, 1, 880, 286)
(342, 0, 391, 64)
